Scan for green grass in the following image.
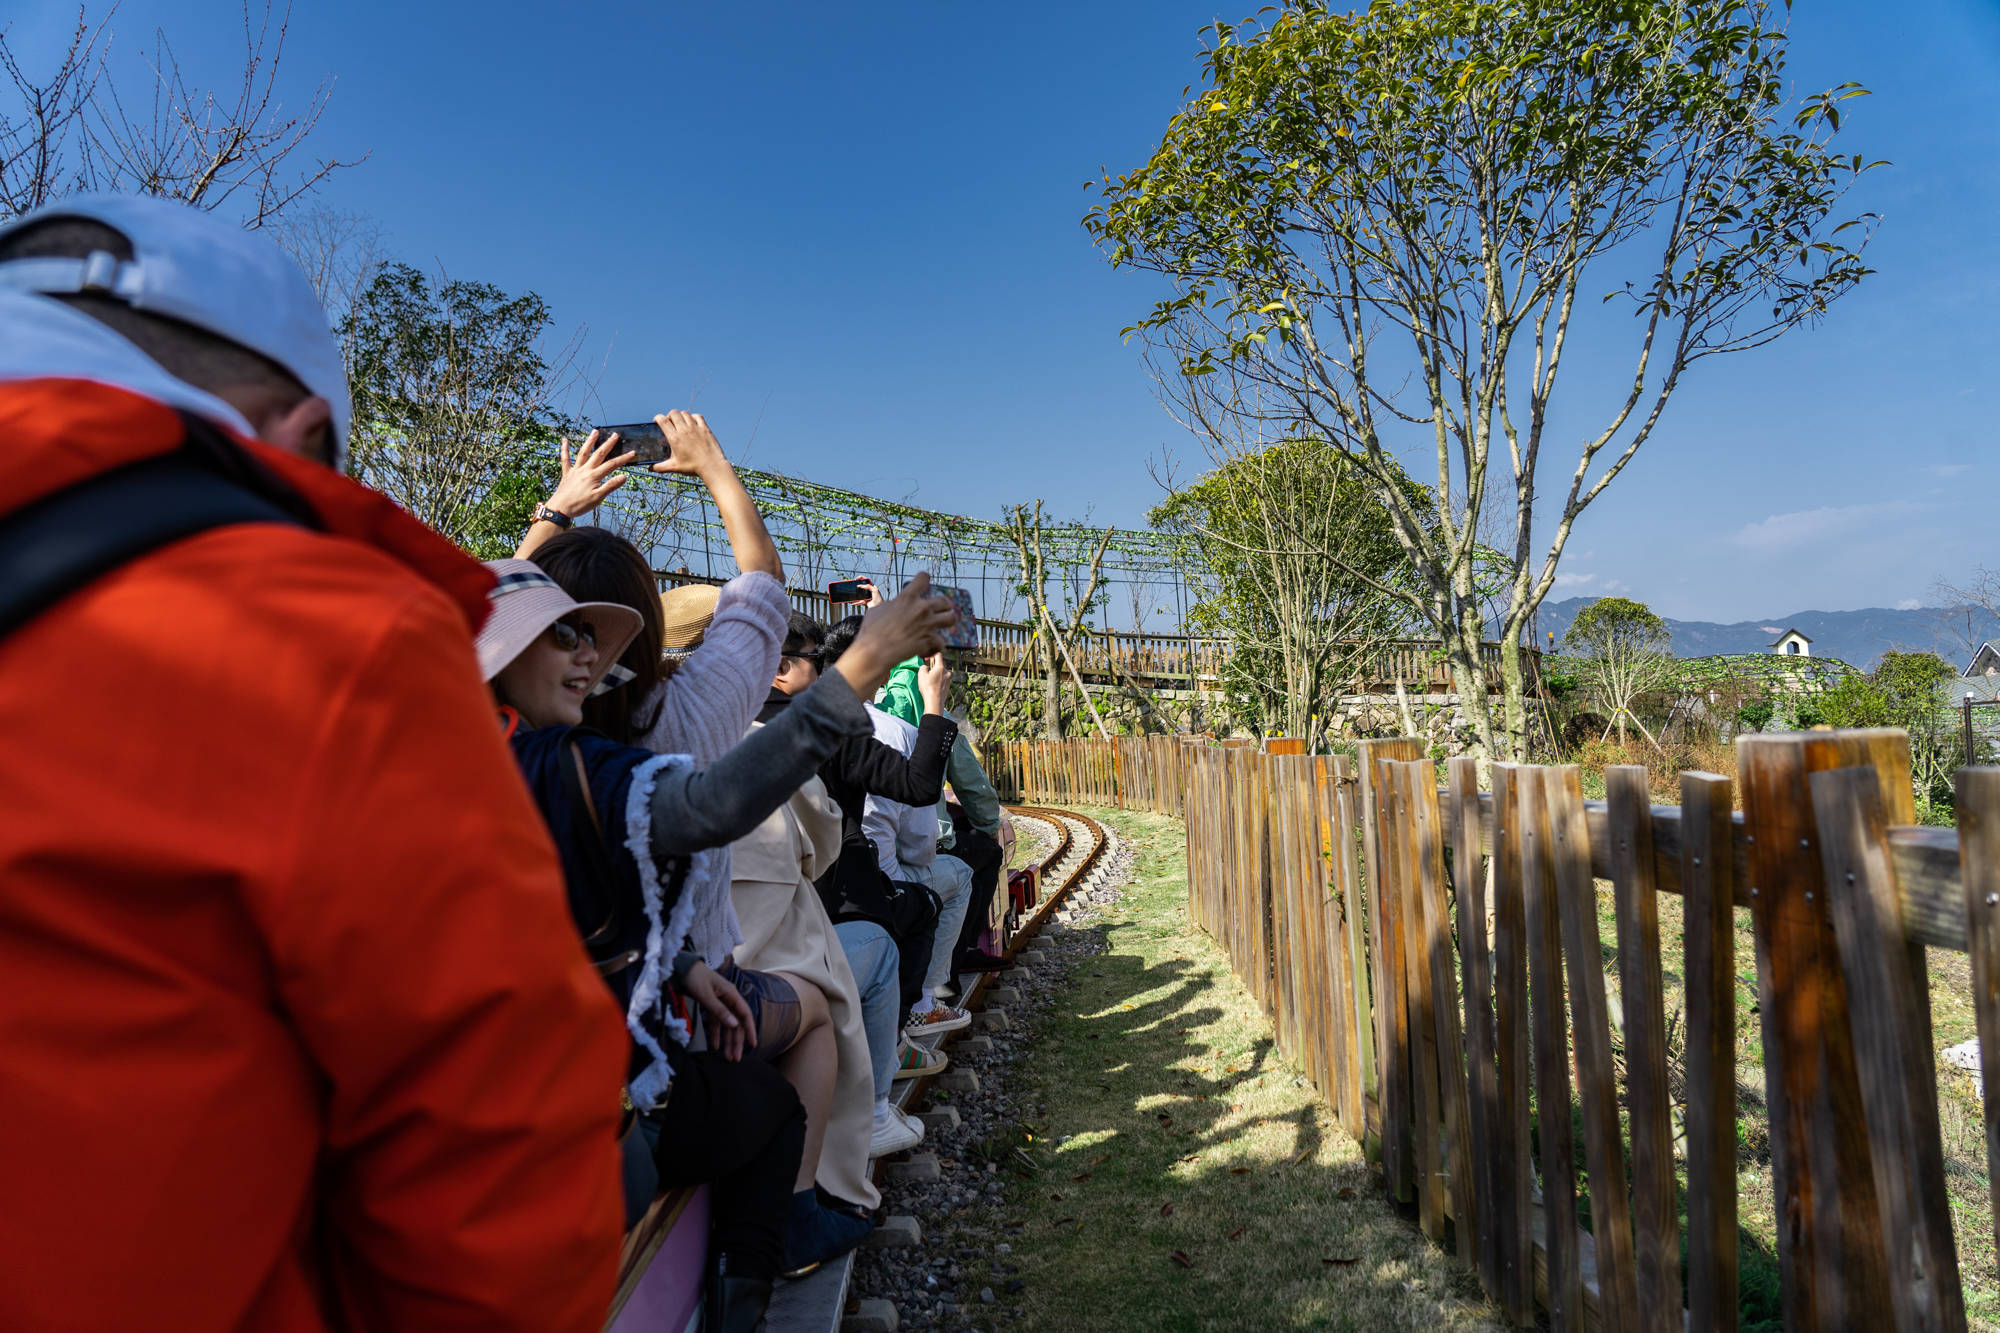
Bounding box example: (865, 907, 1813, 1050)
(1004, 807, 1505, 1333)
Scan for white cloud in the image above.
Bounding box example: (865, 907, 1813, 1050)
(1929, 464, 1975, 478)
(1603, 579, 1630, 594)
(1728, 500, 1928, 554)
(1553, 571, 1596, 590)
(1897, 598, 1924, 610)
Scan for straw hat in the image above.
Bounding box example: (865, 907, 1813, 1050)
(477, 559, 643, 694)
(659, 582, 722, 655)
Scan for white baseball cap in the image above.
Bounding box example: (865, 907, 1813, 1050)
(0, 194, 351, 461)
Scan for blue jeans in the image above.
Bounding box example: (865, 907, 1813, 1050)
(834, 920, 901, 1101)
(903, 853, 974, 996)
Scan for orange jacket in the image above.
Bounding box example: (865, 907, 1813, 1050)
(0, 379, 629, 1331)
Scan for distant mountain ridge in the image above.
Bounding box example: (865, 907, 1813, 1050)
(1528, 598, 2000, 671)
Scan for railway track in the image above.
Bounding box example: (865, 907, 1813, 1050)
(614, 807, 1120, 1333)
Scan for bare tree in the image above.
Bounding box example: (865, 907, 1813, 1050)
(1, 1, 359, 225)
(1004, 500, 1114, 740)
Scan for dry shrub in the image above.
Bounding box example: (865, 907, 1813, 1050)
(1573, 735, 1737, 802)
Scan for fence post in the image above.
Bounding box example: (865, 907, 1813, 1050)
(1681, 771, 1739, 1333)
(1358, 736, 1424, 1202)
(1810, 765, 1966, 1333)
(1737, 729, 1914, 1330)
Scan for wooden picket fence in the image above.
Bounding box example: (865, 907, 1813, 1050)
(983, 729, 2000, 1333)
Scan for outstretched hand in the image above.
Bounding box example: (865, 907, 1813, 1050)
(918, 652, 951, 714)
(547, 430, 638, 520)
(680, 959, 757, 1061)
(649, 410, 730, 481)
(830, 573, 957, 699)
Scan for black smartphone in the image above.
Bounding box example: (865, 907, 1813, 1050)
(590, 421, 669, 466)
(828, 578, 873, 605)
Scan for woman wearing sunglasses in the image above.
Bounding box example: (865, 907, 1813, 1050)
(475, 558, 954, 1333)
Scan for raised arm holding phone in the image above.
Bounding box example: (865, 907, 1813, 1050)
(516, 410, 781, 580)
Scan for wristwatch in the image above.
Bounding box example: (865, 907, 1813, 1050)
(531, 502, 573, 530)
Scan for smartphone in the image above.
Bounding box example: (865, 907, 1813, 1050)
(934, 584, 978, 651)
(828, 578, 874, 605)
(590, 421, 669, 466)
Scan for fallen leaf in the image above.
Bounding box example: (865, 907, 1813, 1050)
(1229, 1166, 1251, 1176)
(1051, 1217, 1076, 1228)
(1177, 1152, 1200, 1163)
(1070, 1172, 1091, 1182)
(1227, 1226, 1246, 1241)
(1156, 1114, 1173, 1127)
(1323, 1256, 1360, 1267)
(1159, 1202, 1174, 1217)
(1169, 1250, 1194, 1268)
(1336, 1187, 1358, 1200)
(1224, 1065, 1240, 1073)
(1088, 1154, 1110, 1167)
(1048, 1192, 1063, 1202)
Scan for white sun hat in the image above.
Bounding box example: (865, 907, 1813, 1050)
(0, 193, 352, 461)
(477, 559, 644, 695)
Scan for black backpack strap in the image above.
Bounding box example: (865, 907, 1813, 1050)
(0, 449, 304, 640)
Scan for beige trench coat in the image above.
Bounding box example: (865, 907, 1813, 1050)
(728, 768, 881, 1211)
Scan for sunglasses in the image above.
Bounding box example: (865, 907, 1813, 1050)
(547, 618, 598, 652)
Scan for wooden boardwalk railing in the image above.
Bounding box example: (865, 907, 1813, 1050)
(980, 729, 2000, 1333)
(658, 569, 1533, 692)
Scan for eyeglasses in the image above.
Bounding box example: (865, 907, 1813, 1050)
(548, 618, 598, 652)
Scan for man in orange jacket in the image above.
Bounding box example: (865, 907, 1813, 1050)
(0, 197, 629, 1330)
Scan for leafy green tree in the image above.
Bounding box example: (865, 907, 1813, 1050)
(1563, 597, 1678, 746)
(1152, 439, 1419, 750)
(1820, 651, 1961, 817)
(343, 263, 573, 556)
(1087, 0, 1880, 763)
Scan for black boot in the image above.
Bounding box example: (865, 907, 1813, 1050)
(703, 1252, 772, 1333)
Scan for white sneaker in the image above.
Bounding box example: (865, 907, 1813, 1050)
(896, 1107, 925, 1136)
(870, 1105, 923, 1157)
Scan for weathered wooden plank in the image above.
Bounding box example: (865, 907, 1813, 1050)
(1332, 755, 1373, 1142)
(1360, 737, 1423, 1200)
(1392, 761, 1446, 1241)
(1548, 766, 1640, 1332)
(1604, 767, 1678, 1333)
(1457, 793, 1970, 954)
(1680, 771, 1739, 1333)
(1450, 754, 1501, 1300)
(1491, 763, 1536, 1326)
(1810, 766, 1966, 1333)
(1411, 760, 1477, 1269)
(1738, 730, 1899, 1331)
(1520, 767, 1584, 1331)
(1960, 768, 2000, 1272)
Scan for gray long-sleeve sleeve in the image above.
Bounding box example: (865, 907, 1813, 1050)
(648, 669, 870, 860)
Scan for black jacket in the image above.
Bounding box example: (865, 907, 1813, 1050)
(757, 686, 957, 837)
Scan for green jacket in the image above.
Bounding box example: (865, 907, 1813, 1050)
(874, 658, 1002, 842)
(877, 656, 924, 727)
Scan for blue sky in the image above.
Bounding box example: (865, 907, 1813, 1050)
(11, 0, 2000, 622)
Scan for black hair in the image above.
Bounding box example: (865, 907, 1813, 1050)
(531, 527, 667, 744)
(781, 611, 825, 660)
(820, 614, 867, 667)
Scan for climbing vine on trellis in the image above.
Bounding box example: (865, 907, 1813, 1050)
(597, 464, 1194, 630)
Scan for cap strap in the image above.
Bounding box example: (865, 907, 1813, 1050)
(0, 251, 144, 302)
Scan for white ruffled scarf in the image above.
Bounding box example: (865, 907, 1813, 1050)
(622, 753, 717, 1110)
